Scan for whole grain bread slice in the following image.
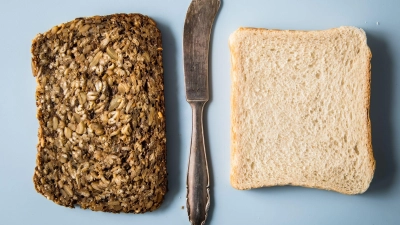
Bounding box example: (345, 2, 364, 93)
(31, 13, 167, 213)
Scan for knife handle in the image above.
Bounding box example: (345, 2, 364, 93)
(187, 100, 210, 225)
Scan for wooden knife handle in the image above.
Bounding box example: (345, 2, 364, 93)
(187, 100, 210, 225)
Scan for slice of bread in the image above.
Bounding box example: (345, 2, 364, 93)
(31, 14, 167, 213)
(229, 26, 375, 194)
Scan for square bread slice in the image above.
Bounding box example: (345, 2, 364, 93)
(31, 14, 167, 213)
(229, 26, 375, 194)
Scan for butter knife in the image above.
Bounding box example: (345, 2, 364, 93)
(183, 0, 220, 225)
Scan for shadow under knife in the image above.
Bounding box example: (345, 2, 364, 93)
(204, 0, 224, 224)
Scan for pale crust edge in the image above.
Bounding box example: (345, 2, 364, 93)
(229, 31, 240, 189)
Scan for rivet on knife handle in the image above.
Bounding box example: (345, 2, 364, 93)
(183, 0, 221, 225)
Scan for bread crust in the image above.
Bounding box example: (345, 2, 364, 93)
(229, 26, 375, 194)
(364, 42, 376, 193)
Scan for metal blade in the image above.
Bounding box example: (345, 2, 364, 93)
(183, 0, 220, 101)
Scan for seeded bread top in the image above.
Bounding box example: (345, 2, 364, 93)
(31, 13, 167, 213)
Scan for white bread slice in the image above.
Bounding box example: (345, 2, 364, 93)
(229, 26, 375, 194)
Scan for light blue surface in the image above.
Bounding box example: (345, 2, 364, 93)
(0, 0, 399, 224)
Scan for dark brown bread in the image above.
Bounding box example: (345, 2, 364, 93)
(31, 13, 167, 213)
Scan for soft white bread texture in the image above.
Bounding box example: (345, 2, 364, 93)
(229, 26, 375, 194)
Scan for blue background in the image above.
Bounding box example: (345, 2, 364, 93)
(0, 0, 399, 224)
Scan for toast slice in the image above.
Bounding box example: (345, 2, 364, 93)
(31, 14, 167, 212)
(229, 26, 375, 194)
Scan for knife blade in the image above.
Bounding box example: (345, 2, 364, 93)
(183, 0, 220, 225)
